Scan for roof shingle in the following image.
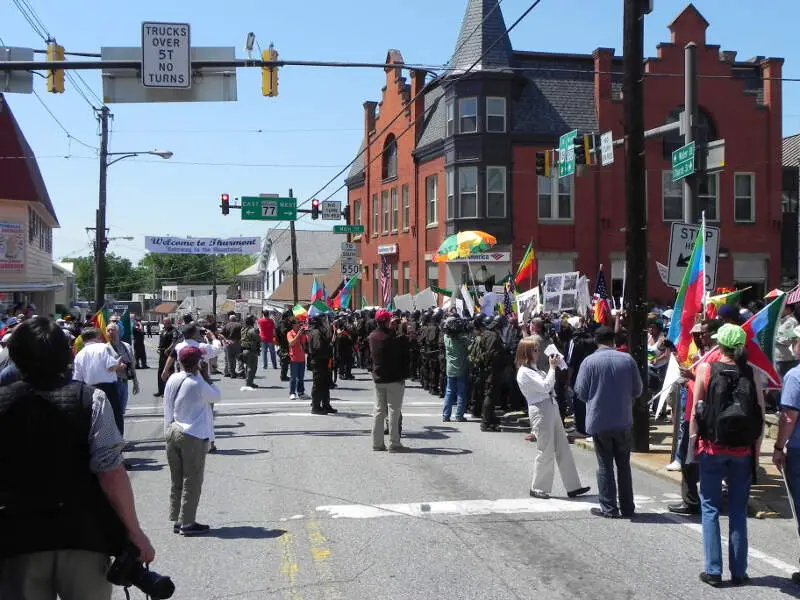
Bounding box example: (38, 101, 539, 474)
(448, 0, 512, 73)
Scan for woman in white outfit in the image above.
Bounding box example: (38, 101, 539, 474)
(515, 337, 591, 500)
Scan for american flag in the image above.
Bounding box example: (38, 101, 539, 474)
(593, 270, 609, 302)
(503, 281, 514, 316)
(380, 255, 392, 307)
(592, 270, 611, 324)
(786, 284, 800, 306)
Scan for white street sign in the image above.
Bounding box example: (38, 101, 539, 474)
(600, 131, 614, 166)
(321, 200, 342, 220)
(341, 263, 361, 278)
(340, 242, 358, 261)
(666, 222, 720, 290)
(141, 22, 191, 89)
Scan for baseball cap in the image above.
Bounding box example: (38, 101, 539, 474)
(711, 323, 747, 349)
(717, 304, 740, 322)
(4, 317, 18, 328)
(375, 309, 392, 323)
(178, 345, 203, 363)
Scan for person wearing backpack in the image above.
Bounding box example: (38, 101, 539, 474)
(691, 323, 765, 587)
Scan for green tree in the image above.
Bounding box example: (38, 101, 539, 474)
(69, 253, 146, 302)
(217, 254, 255, 281)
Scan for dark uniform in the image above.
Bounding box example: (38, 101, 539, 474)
(406, 311, 421, 380)
(276, 312, 293, 381)
(480, 317, 506, 431)
(468, 315, 487, 418)
(334, 320, 355, 380)
(307, 317, 335, 414)
(155, 323, 177, 397)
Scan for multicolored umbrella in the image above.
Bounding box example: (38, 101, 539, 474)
(433, 231, 497, 263)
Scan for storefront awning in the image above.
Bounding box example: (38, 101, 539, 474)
(152, 302, 178, 314)
(0, 282, 63, 292)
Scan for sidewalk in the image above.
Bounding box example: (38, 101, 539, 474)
(571, 414, 791, 520)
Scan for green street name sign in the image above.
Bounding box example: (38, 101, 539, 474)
(558, 129, 578, 178)
(241, 196, 297, 221)
(671, 141, 695, 182)
(333, 224, 364, 234)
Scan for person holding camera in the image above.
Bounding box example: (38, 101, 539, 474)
(164, 345, 221, 536)
(106, 322, 139, 439)
(0, 317, 156, 600)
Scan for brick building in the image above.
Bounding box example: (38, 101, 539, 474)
(345, 1, 784, 306)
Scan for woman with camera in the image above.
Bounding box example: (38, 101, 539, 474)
(106, 322, 139, 439)
(515, 337, 590, 500)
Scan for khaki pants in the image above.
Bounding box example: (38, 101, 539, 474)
(372, 381, 405, 449)
(166, 423, 208, 525)
(0, 549, 111, 600)
(529, 398, 582, 494)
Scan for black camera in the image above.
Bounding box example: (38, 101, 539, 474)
(107, 544, 175, 599)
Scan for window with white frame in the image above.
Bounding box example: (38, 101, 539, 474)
(459, 97, 477, 133)
(426, 175, 438, 225)
(459, 166, 478, 218)
(372, 194, 379, 236)
(486, 97, 506, 133)
(381, 190, 389, 233)
(662, 171, 683, 221)
(734, 173, 755, 222)
(402, 184, 410, 231)
(353, 199, 361, 227)
(446, 99, 454, 137)
(446, 168, 455, 219)
(390, 188, 398, 232)
(537, 174, 573, 221)
(697, 173, 719, 222)
(486, 166, 506, 218)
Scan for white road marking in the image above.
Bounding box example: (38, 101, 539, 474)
(127, 412, 443, 423)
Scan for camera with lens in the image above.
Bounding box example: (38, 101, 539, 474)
(107, 544, 175, 599)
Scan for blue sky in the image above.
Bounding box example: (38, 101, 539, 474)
(3, 0, 799, 264)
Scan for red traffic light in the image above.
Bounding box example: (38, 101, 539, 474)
(221, 193, 230, 215)
(311, 198, 320, 220)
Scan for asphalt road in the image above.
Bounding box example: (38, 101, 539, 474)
(116, 345, 800, 600)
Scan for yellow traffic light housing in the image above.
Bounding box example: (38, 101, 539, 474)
(46, 41, 65, 93)
(262, 44, 279, 97)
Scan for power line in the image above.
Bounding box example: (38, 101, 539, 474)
(110, 127, 363, 134)
(31, 90, 98, 151)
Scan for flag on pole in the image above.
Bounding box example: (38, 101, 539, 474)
(119, 310, 132, 344)
(503, 281, 514, 316)
(742, 293, 787, 365)
(379, 255, 392, 308)
(310, 278, 324, 303)
(592, 268, 612, 325)
(334, 277, 357, 310)
(705, 288, 750, 319)
(667, 218, 706, 363)
(91, 307, 110, 341)
(361, 295, 368, 309)
(292, 304, 308, 321)
(308, 299, 330, 317)
(514, 241, 535, 288)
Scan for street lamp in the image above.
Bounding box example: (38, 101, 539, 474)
(95, 105, 173, 309)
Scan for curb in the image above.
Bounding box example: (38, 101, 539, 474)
(572, 438, 781, 519)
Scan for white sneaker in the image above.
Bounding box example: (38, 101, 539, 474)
(289, 393, 297, 400)
(666, 460, 682, 471)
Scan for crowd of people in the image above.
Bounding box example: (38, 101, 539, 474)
(4, 294, 800, 596)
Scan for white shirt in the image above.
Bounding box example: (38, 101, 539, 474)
(516, 365, 556, 406)
(163, 372, 221, 440)
(73, 342, 119, 386)
(174, 339, 219, 370)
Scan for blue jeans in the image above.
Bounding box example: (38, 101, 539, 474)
(785, 447, 800, 537)
(289, 361, 306, 396)
(117, 379, 129, 414)
(443, 374, 468, 419)
(674, 387, 689, 463)
(261, 341, 277, 369)
(699, 452, 752, 578)
(592, 429, 634, 516)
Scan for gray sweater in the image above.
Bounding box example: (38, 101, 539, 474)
(574, 347, 643, 435)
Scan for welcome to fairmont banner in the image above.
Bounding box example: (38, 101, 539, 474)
(145, 236, 262, 255)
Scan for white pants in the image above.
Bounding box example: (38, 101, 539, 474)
(372, 381, 405, 449)
(529, 398, 582, 494)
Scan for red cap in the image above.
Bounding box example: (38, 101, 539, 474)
(375, 309, 392, 323)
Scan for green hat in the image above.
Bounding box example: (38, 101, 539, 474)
(711, 323, 746, 349)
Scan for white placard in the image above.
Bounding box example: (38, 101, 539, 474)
(516, 287, 541, 316)
(666, 222, 719, 290)
(321, 200, 342, 220)
(600, 131, 614, 166)
(542, 272, 580, 313)
(141, 22, 191, 89)
(340, 263, 361, 278)
(414, 288, 437, 310)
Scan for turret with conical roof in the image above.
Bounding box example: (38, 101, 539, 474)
(448, 0, 513, 74)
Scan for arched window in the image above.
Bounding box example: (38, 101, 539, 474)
(382, 135, 397, 180)
(662, 106, 717, 159)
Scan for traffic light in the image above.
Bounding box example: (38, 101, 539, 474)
(261, 44, 279, 97)
(311, 198, 320, 220)
(535, 151, 551, 177)
(46, 41, 65, 93)
(221, 193, 230, 215)
(573, 134, 592, 165)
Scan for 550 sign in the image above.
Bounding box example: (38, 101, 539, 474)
(341, 263, 361, 278)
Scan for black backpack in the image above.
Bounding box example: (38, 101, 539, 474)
(698, 362, 763, 447)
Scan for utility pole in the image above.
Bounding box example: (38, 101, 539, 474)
(289, 188, 299, 305)
(94, 105, 110, 312)
(683, 42, 699, 226)
(212, 254, 218, 316)
(623, 0, 650, 452)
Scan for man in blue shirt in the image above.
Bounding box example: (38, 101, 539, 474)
(575, 326, 643, 519)
(772, 324, 800, 584)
